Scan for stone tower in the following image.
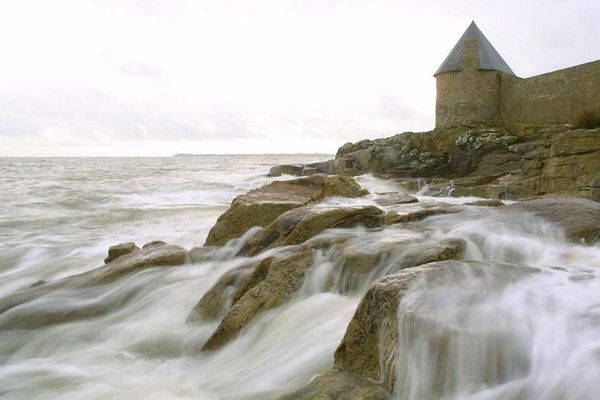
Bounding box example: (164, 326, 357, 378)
(435, 21, 515, 128)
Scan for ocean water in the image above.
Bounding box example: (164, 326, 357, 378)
(1, 156, 600, 400)
(0, 155, 328, 291)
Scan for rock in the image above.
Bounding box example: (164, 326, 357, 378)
(386, 238, 466, 272)
(268, 160, 335, 177)
(204, 175, 369, 247)
(505, 197, 600, 243)
(340, 252, 381, 274)
(104, 242, 139, 263)
(0, 242, 188, 320)
(464, 199, 505, 207)
(243, 205, 384, 256)
(302, 167, 318, 176)
(374, 192, 418, 206)
(337, 238, 465, 293)
(278, 371, 391, 400)
(332, 260, 538, 392)
(332, 127, 600, 201)
(84, 243, 188, 285)
(202, 249, 314, 350)
(188, 246, 216, 263)
(384, 203, 460, 225)
(142, 240, 167, 249)
(268, 164, 305, 177)
(187, 263, 256, 323)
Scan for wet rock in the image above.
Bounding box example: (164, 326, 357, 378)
(505, 197, 600, 243)
(202, 249, 314, 351)
(333, 127, 600, 201)
(337, 238, 465, 293)
(278, 371, 391, 400)
(187, 263, 257, 323)
(142, 240, 167, 249)
(268, 164, 305, 176)
(333, 260, 538, 391)
(85, 243, 188, 284)
(340, 252, 381, 274)
(465, 199, 505, 207)
(302, 167, 318, 176)
(205, 175, 369, 247)
(0, 243, 188, 318)
(104, 242, 139, 263)
(188, 246, 216, 263)
(0, 282, 145, 330)
(387, 238, 466, 272)
(384, 203, 460, 225)
(374, 192, 418, 206)
(268, 160, 334, 177)
(243, 205, 384, 256)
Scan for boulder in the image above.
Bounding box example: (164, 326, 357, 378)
(187, 262, 257, 323)
(104, 242, 139, 263)
(268, 164, 305, 177)
(243, 205, 384, 256)
(505, 197, 600, 243)
(336, 238, 465, 294)
(204, 175, 369, 247)
(374, 192, 418, 206)
(268, 160, 335, 177)
(464, 199, 505, 207)
(142, 240, 167, 249)
(77, 242, 188, 285)
(0, 242, 188, 320)
(202, 249, 314, 350)
(188, 246, 216, 263)
(384, 203, 460, 225)
(332, 260, 538, 392)
(278, 371, 391, 400)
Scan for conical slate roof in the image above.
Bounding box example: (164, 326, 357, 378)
(435, 21, 515, 76)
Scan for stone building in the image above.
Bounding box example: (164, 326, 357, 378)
(435, 21, 600, 130)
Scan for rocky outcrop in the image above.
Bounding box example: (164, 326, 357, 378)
(75, 242, 189, 285)
(188, 246, 216, 263)
(505, 197, 600, 243)
(204, 175, 369, 247)
(195, 230, 465, 350)
(186, 262, 257, 323)
(337, 238, 465, 293)
(464, 199, 505, 207)
(279, 371, 392, 400)
(334, 126, 600, 201)
(282, 260, 539, 398)
(0, 241, 188, 329)
(202, 249, 314, 350)
(243, 205, 384, 256)
(383, 202, 460, 225)
(268, 160, 335, 177)
(104, 242, 139, 263)
(374, 192, 418, 206)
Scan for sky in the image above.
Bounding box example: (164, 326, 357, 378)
(1, 0, 598, 156)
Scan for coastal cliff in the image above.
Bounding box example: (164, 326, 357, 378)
(275, 125, 600, 201)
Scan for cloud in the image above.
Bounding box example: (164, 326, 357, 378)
(0, 0, 598, 155)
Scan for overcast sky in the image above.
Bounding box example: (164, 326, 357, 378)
(1, 0, 598, 156)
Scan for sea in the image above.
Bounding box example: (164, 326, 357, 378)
(1, 155, 600, 400)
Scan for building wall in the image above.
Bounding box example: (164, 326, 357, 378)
(500, 60, 600, 127)
(435, 40, 502, 128)
(435, 59, 600, 130)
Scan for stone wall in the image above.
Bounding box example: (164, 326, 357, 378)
(435, 39, 502, 128)
(501, 60, 600, 128)
(435, 57, 600, 130)
(436, 69, 501, 128)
